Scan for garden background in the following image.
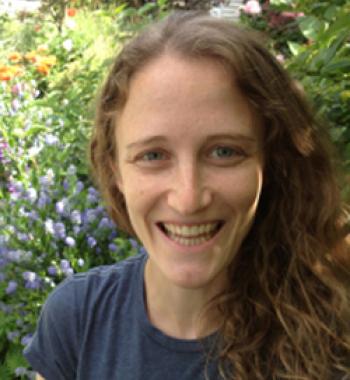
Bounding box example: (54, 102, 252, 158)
(0, 0, 349, 378)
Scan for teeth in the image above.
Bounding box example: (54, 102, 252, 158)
(163, 222, 219, 237)
(169, 234, 211, 246)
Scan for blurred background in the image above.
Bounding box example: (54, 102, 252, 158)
(0, 0, 349, 378)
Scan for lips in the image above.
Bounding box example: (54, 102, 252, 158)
(157, 221, 224, 247)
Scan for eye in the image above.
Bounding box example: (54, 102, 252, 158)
(210, 146, 245, 159)
(139, 151, 166, 161)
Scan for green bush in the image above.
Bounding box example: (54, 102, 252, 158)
(241, 0, 350, 199)
(0, 5, 159, 378)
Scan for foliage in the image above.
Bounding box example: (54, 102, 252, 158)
(240, 0, 350, 199)
(0, 4, 156, 378)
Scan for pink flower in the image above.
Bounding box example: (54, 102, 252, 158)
(281, 11, 304, 19)
(276, 54, 285, 63)
(243, 0, 262, 15)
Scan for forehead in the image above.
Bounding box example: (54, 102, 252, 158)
(125, 53, 233, 106)
(116, 53, 261, 144)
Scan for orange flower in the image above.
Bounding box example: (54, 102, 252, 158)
(0, 65, 21, 81)
(10, 65, 22, 77)
(25, 51, 38, 63)
(0, 70, 12, 81)
(37, 45, 48, 53)
(67, 8, 76, 17)
(40, 55, 56, 67)
(8, 52, 22, 63)
(35, 62, 50, 75)
(0, 64, 8, 73)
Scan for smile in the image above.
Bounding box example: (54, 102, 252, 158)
(157, 221, 224, 247)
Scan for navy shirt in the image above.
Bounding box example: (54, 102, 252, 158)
(23, 252, 221, 379)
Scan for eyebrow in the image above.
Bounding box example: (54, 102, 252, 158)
(126, 133, 257, 150)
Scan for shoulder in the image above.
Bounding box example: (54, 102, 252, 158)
(37, 252, 146, 323)
(47, 252, 147, 308)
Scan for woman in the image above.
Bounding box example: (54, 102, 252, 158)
(24, 12, 350, 380)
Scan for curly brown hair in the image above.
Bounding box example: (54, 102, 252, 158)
(89, 12, 350, 380)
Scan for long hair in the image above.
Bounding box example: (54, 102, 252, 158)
(89, 12, 350, 379)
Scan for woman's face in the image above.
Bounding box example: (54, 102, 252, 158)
(115, 54, 263, 291)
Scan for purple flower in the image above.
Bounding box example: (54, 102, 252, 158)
(6, 250, 21, 262)
(139, 246, 147, 255)
(28, 210, 39, 221)
(7, 330, 19, 341)
(15, 367, 27, 376)
(129, 238, 139, 249)
(25, 281, 41, 290)
(6, 281, 18, 294)
(54, 222, 66, 239)
(73, 225, 81, 235)
(84, 209, 98, 224)
(25, 188, 38, 203)
(56, 198, 69, 215)
(22, 271, 37, 282)
(75, 181, 84, 194)
(88, 187, 99, 197)
(21, 333, 33, 346)
(87, 187, 100, 203)
(108, 243, 117, 252)
(87, 193, 98, 204)
(109, 230, 118, 240)
(71, 210, 82, 225)
(39, 176, 51, 188)
(64, 268, 74, 277)
(11, 98, 20, 112)
(11, 83, 24, 96)
(24, 273, 41, 289)
(17, 232, 29, 241)
(45, 134, 59, 145)
(63, 179, 70, 191)
(38, 192, 51, 209)
(47, 265, 57, 276)
(60, 259, 70, 270)
(98, 217, 111, 230)
(77, 258, 84, 267)
(65, 236, 75, 247)
(87, 236, 97, 248)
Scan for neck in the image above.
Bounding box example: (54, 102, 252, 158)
(144, 259, 224, 340)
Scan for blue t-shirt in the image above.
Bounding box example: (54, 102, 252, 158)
(23, 252, 221, 379)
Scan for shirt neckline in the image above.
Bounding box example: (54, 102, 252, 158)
(137, 251, 219, 353)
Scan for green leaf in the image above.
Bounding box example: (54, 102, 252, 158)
(323, 5, 338, 21)
(270, 0, 293, 5)
(0, 365, 11, 380)
(311, 30, 349, 69)
(298, 16, 324, 40)
(322, 58, 350, 74)
(138, 2, 158, 15)
(5, 344, 28, 373)
(287, 41, 304, 56)
(114, 3, 127, 15)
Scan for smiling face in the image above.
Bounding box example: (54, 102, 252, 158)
(115, 53, 264, 292)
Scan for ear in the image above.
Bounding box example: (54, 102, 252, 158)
(108, 157, 124, 194)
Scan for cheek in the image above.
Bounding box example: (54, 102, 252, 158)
(121, 175, 159, 219)
(221, 165, 263, 212)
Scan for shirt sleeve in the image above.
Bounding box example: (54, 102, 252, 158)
(23, 278, 81, 380)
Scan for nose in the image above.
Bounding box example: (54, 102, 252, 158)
(167, 162, 212, 215)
